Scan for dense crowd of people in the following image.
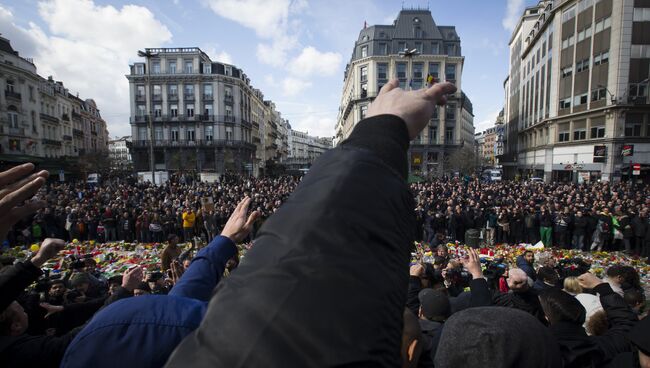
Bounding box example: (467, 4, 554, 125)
(413, 180, 650, 257)
(6, 171, 650, 261)
(1, 79, 648, 367)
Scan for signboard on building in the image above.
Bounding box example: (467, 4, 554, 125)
(593, 145, 607, 163)
(633, 163, 641, 176)
(622, 145, 634, 157)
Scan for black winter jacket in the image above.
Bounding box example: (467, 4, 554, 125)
(166, 115, 415, 367)
(550, 283, 638, 367)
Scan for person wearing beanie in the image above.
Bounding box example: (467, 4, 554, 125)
(416, 288, 449, 367)
(434, 307, 562, 368)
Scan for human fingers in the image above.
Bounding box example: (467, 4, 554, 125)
(0, 177, 45, 214)
(0, 200, 46, 228)
(423, 82, 456, 105)
(0, 170, 49, 201)
(0, 163, 35, 187)
(243, 210, 260, 231)
(378, 78, 399, 96)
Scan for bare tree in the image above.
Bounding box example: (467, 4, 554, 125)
(445, 146, 479, 175)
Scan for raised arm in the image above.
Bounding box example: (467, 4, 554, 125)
(166, 80, 456, 367)
(169, 198, 258, 302)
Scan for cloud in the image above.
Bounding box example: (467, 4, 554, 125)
(202, 44, 233, 64)
(281, 77, 312, 96)
(0, 0, 172, 138)
(288, 46, 342, 76)
(474, 110, 502, 133)
(256, 34, 298, 67)
(502, 0, 525, 31)
(284, 106, 335, 138)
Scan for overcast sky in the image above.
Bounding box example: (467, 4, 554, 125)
(0, 0, 536, 139)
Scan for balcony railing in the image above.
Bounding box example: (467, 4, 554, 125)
(62, 114, 70, 121)
(42, 138, 62, 147)
(168, 93, 178, 101)
(135, 94, 146, 102)
(0, 126, 26, 136)
(131, 139, 256, 149)
(203, 94, 214, 101)
(184, 94, 195, 101)
(221, 114, 235, 123)
(199, 114, 214, 121)
(63, 135, 72, 141)
(5, 90, 21, 100)
(72, 111, 82, 120)
(152, 94, 162, 101)
(224, 95, 233, 104)
(40, 113, 60, 124)
(73, 128, 84, 137)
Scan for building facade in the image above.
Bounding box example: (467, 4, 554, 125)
(0, 36, 109, 174)
(334, 8, 475, 177)
(503, 0, 650, 183)
(127, 47, 260, 175)
(286, 128, 332, 170)
(108, 136, 132, 171)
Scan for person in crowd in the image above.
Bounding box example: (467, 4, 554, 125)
(516, 250, 536, 281)
(493, 268, 545, 324)
(572, 210, 587, 250)
(539, 207, 553, 247)
(160, 234, 182, 272)
(182, 207, 196, 242)
(533, 266, 559, 294)
(61, 197, 259, 368)
(539, 272, 638, 367)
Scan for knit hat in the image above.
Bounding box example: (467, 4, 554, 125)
(418, 288, 450, 321)
(435, 307, 562, 368)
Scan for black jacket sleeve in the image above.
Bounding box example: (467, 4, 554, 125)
(407, 276, 423, 315)
(166, 115, 414, 368)
(469, 278, 492, 308)
(591, 283, 638, 360)
(0, 327, 80, 368)
(0, 261, 42, 311)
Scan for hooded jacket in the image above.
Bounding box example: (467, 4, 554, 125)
(435, 307, 562, 367)
(166, 115, 415, 367)
(60, 235, 236, 368)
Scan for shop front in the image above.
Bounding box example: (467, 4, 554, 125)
(551, 163, 603, 183)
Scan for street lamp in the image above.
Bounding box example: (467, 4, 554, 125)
(138, 49, 159, 184)
(398, 48, 420, 90)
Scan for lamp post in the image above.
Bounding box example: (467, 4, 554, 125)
(398, 48, 420, 90)
(138, 49, 158, 185)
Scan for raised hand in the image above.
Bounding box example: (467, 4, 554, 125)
(0, 163, 49, 241)
(221, 197, 260, 243)
(577, 272, 604, 290)
(367, 78, 457, 139)
(122, 265, 144, 292)
(40, 302, 64, 319)
(461, 248, 483, 279)
(31, 238, 65, 268)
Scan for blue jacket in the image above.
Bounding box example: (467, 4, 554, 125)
(61, 235, 236, 368)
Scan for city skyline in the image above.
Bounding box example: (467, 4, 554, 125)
(0, 0, 536, 138)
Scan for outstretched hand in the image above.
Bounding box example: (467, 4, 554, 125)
(367, 78, 457, 139)
(461, 248, 483, 279)
(221, 197, 260, 243)
(0, 163, 49, 241)
(31, 238, 65, 268)
(122, 265, 144, 292)
(40, 303, 64, 319)
(578, 272, 604, 290)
